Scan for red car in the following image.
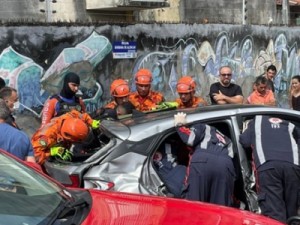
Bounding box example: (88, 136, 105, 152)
(0, 149, 285, 225)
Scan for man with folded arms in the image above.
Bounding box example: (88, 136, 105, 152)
(209, 66, 243, 105)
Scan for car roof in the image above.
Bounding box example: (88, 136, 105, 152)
(101, 104, 300, 142)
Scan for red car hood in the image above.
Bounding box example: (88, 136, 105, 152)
(82, 190, 284, 225)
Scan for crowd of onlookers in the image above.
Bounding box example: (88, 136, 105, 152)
(100, 64, 299, 112)
(0, 65, 299, 223)
(0, 63, 298, 167)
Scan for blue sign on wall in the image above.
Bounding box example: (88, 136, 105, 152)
(112, 41, 137, 59)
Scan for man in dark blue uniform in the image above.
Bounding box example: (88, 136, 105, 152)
(174, 112, 236, 206)
(239, 115, 300, 223)
(153, 141, 187, 198)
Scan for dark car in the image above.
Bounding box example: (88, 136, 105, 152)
(44, 104, 300, 214)
(0, 149, 286, 225)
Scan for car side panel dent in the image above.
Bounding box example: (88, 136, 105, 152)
(84, 152, 148, 193)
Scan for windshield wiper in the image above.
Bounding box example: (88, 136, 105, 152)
(48, 196, 89, 225)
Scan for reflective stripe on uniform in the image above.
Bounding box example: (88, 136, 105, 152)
(187, 127, 196, 146)
(200, 125, 211, 149)
(165, 143, 172, 162)
(255, 115, 266, 165)
(288, 122, 299, 165)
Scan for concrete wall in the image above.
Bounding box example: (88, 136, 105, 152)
(0, 0, 128, 23)
(0, 23, 299, 136)
(0, 0, 282, 25)
(138, 0, 181, 22)
(139, 0, 277, 25)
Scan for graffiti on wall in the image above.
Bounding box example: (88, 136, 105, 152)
(0, 31, 112, 117)
(132, 32, 299, 108)
(0, 28, 299, 125)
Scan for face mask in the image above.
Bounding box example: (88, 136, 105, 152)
(13, 101, 20, 110)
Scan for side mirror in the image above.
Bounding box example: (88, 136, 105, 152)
(287, 216, 300, 225)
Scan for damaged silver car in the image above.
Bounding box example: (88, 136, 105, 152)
(44, 104, 300, 213)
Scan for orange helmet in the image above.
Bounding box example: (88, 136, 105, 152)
(60, 118, 89, 142)
(176, 76, 196, 93)
(110, 79, 130, 97)
(135, 69, 152, 85)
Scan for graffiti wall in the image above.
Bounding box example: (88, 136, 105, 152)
(0, 24, 298, 135)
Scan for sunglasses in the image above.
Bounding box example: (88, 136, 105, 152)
(220, 73, 232, 77)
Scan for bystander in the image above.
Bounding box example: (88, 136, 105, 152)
(245, 76, 276, 106)
(209, 66, 243, 105)
(0, 99, 35, 162)
(0, 87, 20, 129)
(289, 75, 300, 111)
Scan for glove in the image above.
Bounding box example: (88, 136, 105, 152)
(174, 112, 187, 127)
(50, 147, 73, 161)
(91, 120, 101, 129)
(156, 102, 179, 110)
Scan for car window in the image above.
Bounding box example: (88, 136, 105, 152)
(0, 152, 66, 225)
(152, 120, 251, 209)
(69, 130, 111, 162)
(0, 153, 62, 195)
(152, 132, 189, 197)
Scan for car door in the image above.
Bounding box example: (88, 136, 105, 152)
(142, 116, 255, 210)
(206, 117, 256, 211)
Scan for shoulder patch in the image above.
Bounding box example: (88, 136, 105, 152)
(269, 117, 283, 124)
(39, 136, 48, 147)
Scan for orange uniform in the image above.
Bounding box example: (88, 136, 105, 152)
(129, 91, 164, 111)
(32, 110, 93, 164)
(247, 90, 276, 106)
(176, 96, 208, 108)
(104, 101, 118, 109)
(41, 96, 86, 127)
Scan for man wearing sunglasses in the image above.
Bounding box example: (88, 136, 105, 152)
(209, 66, 243, 105)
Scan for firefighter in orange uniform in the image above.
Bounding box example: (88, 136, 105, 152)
(129, 68, 164, 111)
(104, 79, 131, 109)
(32, 110, 99, 165)
(41, 72, 86, 127)
(175, 76, 207, 108)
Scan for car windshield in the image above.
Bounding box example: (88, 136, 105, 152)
(0, 152, 66, 225)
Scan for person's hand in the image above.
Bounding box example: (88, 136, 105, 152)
(213, 91, 225, 101)
(92, 120, 101, 129)
(50, 147, 73, 161)
(174, 112, 187, 127)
